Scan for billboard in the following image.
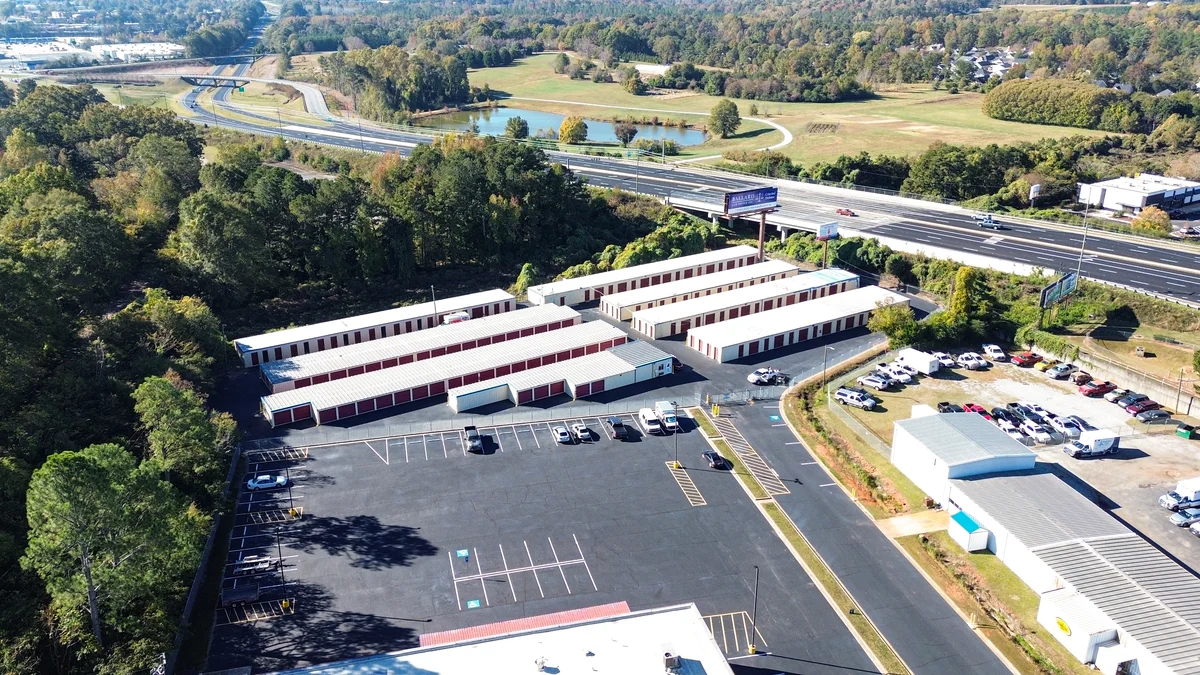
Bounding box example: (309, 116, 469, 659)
(1039, 271, 1079, 309)
(816, 221, 839, 241)
(724, 187, 779, 216)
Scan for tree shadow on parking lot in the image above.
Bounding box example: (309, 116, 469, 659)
(208, 580, 428, 673)
(288, 515, 437, 570)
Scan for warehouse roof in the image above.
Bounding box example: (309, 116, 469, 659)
(1084, 173, 1200, 196)
(600, 259, 797, 308)
(448, 341, 672, 399)
(606, 339, 673, 368)
(632, 268, 859, 326)
(260, 305, 579, 385)
(528, 245, 758, 298)
(235, 288, 514, 354)
(685, 284, 905, 347)
(896, 413, 1036, 469)
(262, 321, 626, 413)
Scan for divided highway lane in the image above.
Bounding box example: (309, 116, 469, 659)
(178, 99, 1200, 300)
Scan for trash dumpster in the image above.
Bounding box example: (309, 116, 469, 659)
(1176, 424, 1195, 439)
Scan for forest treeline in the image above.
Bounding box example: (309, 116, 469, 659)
(181, 0, 266, 57)
(983, 79, 1200, 134)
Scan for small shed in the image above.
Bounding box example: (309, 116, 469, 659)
(948, 511, 989, 552)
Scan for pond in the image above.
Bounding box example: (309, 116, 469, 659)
(412, 106, 708, 146)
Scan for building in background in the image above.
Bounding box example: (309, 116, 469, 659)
(89, 42, 185, 62)
(1077, 173, 1200, 216)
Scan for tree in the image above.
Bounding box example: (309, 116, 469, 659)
(15, 78, 35, 102)
(614, 123, 638, 146)
(748, 103, 758, 116)
(552, 52, 570, 74)
(559, 116, 588, 144)
(168, 189, 274, 304)
(0, 82, 13, 109)
(709, 99, 741, 139)
(505, 116, 530, 139)
(623, 72, 647, 95)
(867, 298, 920, 347)
(654, 36, 678, 63)
(1131, 206, 1171, 235)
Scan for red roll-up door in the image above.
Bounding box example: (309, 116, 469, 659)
(572, 347, 585, 358)
(479, 369, 495, 380)
(251, 352, 259, 366)
(681, 319, 691, 332)
(429, 381, 446, 396)
(478, 336, 491, 346)
(738, 345, 745, 358)
(433, 347, 446, 357)
(273, 410, 293, 426)
(835, 319, 842, 332)
(521, 328, 534, 337)
(828, 284, 838, 295)
(798, 327, 808, 341)
(293, 406, 312, 421)
(375, 394, 394, 409)
(296, 378, 311, 388)
(586, 343, 599, 354)
(493, 303, 499, 314)
(518, 389, 533, 404)
(550, 381, 565, 395)
(556, 350, 571, 362)
(412, 385, 429, 400)
(274, 347, 283, 361)
(354, 331, 362, 343)
(450, 377, 463, 389)
(496, 364, 511, 376)
(446, 344, 461, 354)
(511, 361, 525, 373)
(395, 389, 411, 404)
(618, 282, 627, 292)
(822, 322, 832, 335)
(684, 269, 693, 279)
(462, 340, 477, 350)
(584, 289, 591, 302)
(591, 379, 605, 393)
(463, 373, 479, 385)
(382, 358, 398, 368)
(527, 358, 541, 369)
(319, 408, 337, 424)
(313, 373, 330, 385)
(749, 341, 759, 355)
(799, 291, 808, 302)
(535, 324, 548, 334)
(349, 366, 365, 376)
(641, 278, 650, 288)
(774, 335, 784, 349)
(369, 328, 376, 340)
(845, 315, 855, 329)
(330, 370, 347, 381)
(400, 354, 414, 365)
(337, 403, 356, 419)
(290, 344, 298, 357)
(534, 385, 550, 400)
(406, 320, 412, 333)
(786, 295, 796, 305)
(705, 314, 715, 324)
(577, 382, 591, 397)
(472, 306, 484, 318)
(358, 398, 376, 414)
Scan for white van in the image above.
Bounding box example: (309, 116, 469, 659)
(442, 311, 471, 325)
(639, 408, 663, 434)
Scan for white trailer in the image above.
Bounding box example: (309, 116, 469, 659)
(897, 348, 940, 376)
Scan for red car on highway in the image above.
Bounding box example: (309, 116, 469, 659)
(836, 208, 856, 217)
(1011, 352, 1042, 367)
(1079, 380, 1117, 396)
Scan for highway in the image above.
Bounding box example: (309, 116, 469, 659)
(180, 59, 1200, 304)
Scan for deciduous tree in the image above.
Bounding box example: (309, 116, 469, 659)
(1132, 206, 1171, 235)
(614, 123, 638, 146)
(559, 116, 588, 144)
(709, 99, 741, 139)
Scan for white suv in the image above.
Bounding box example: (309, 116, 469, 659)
(857, 374, 890, 391)
(982, 344, 1007, 361)
(835, 387, 876, 410)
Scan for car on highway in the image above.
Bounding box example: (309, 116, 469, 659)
(1115, 392, 1149, 407)
(957, 352, 988, 370)
(963, 403, 991, 420)
(552, 426, 574, 443)
(974, 213, 1002, 229)
(571, 423, 592, 442)
(937, 402, 965, 413)
(982, 344, 1007, 361)
(857, 374, 891, 391)
(1033, 358, 1058, 372)
(703, 450, 729, 469)
(246, 474, 288, 491)
(1137, 409, 1173, 424)
(1126, 399, 1162, 415)
(1079, 380, 1117, 397)
(1168, 508, 1200, 527)
(836, 208, 856, 217)
(1011, 352, 1041, 367)
(1047, 362, 1077, 379)
(932, 352, 956, 368)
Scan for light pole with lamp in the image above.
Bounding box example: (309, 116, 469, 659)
(821, 345, 834, 391)
(673, 424, 680, 469)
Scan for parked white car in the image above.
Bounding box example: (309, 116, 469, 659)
(1045, 414, 1082, 439)
(1020, 420, 1054, 443)
(982, 344, 1007, 361)
(1019, 400, 1049, 418)
(857, 374, 891, 391)
(932, 352, 956, 368)
(957, 352, 988, 370)
(1103, 388, 1129, 403)
(892, 361, 919, 377)
(876, 363, 912, 384)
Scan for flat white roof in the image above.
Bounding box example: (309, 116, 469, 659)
(262, 320, 627, 413)
(260, 305, 579, 385)
(687, 285, 906, 348)
(265, 603, 734, 675)
(528, 245, 758, 297)
(601, 259, 797, 308)
(1085, 173, 1200, 195)
(449, 340, 672, 398)
(634, 268, 859, 326)
(235, 289, 514, 354)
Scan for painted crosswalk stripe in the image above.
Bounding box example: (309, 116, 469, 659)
(666, 462, 707, 506)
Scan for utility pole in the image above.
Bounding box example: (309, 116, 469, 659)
(757, 211, 766, 263)
(822, 345, 831, 390)
(673, 425, 680, 469)
(749, 565, 760, 655)
(431, 286, 437, 327)
(276, 107, 283, 136)
(635, 154, 640, 193)
(358, 119, 366, 152)
(1177, 367, 1185, 412)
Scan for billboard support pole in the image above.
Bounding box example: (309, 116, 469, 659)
(758, 212, 766, 262)
(822, 239, 829, 269)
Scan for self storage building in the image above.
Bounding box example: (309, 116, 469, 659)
(260, 321, 628, 427)
(526, 245, 760, 307)
(259, 305, 581, 393)
(447, 340, 673, 412)
(234, 289, 515, 367)
(630, 268, 858, 339)
(685, 285, 907, 363)
(598, 259, 798, 321)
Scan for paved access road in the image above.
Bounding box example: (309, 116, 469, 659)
(725, 405, 1015, 675)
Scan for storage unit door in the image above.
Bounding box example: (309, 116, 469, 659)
(337, 403, 356, 419)
(774, 335, 785, 349)
(550, 381, 565, 395)
(273, 410, 293, 427)
(518, 389, 533, 404)
(577, 382, 591, 397)
(749, 341, 759, 355)
(534, 385, 550, 400)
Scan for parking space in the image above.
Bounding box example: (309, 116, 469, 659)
(207, 411, 877, 674)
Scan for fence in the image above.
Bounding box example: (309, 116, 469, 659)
(823, 354, 895, 457)
(692, 386, 789, 406)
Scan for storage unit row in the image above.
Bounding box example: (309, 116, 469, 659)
(598, 259, 798, 321)
(686, 285, 909, 363)
(526, 245, 760, 307)
(234, 288, 515, 367)
(259, 305, 580, 393)
(260, 321, 628, 428)
(631, 268, 860, 339)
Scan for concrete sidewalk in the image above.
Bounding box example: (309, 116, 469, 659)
(876, 510, 949, 540)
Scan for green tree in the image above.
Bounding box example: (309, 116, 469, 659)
(168, 189, 274, 304)
(1193, 348, 1200, 376)
(867, 298, 920, 347)
(748, 103, 758, 116)
(559, 116, 588, 144)
(552, 52, 570, 74)
(505, 116, 530, 139)
(623, 72, 647, 95)
(709, 99, 741, 139)
(15, 78, 35, 102)
(0, 82, 13, 109)
(614, 123, 638, 146)
(1131, 205, 1171, 235)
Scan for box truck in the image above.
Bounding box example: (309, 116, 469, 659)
(1159, 476, 1200, 511)
(654, 401, 678, 432)
(1063, 430, 1119, 458)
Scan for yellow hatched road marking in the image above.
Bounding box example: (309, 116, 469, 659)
(219, 598, 296, 625)
(702, 611, 768, 655)
(666, 462, 707, 507)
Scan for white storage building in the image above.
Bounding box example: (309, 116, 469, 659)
(890, 413, 1036, 504)
(260, 321, 628, 427)
(526, 246, 760, 306)
(598, 259, 798, 320)
(234, 289, 515, 367)
(947, 469, 1200, 675)
(631, 268, 859, 339)
(684, 285, 906, 363)
(1077, 173, 1200, 215)
(447, 340, 673, 412)
(259, 305, 580, 393)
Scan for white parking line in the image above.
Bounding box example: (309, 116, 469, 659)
(403, 437, 410, 463)
(524, 540, 544, 598)
(548, 537, 571, 593)
(573, 533, 598, 591)
(423, 435, 429, 461)
(440, 434, 448, 458)
(530, 425, 541, 449)
(785, 442, 802, 445)
(474, 548, 489, 606)
(499, 544, 515, 594)
(448, 551, 462, 610)
(819, 483, 836, 487)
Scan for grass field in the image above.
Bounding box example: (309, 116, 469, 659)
(227, 81, 309, 112)
(1060, 326, 1199, 382)
(90, 80, 190, 109)
(468, 53, 1109, 164)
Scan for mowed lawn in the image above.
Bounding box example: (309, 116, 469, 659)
(470, 53, 1109, 164)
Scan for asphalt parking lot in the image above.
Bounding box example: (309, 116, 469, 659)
(206, 413, 878, 674)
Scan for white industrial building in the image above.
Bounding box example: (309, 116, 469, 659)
(1077, 173, 1200, 215)
(890, 413, 1036, 504)
(234, 289, 515, 367)
(447, 340, 672, 412)
(259, 305, 580, 393)
(685, 285, 907, 362)
(89, 42, 185, 62)
(526, 245, 760, 306)
(598, 259, 798, 320)
(262, 602, 733, 675)
(260, 321, 627, 427)
(631, 268, 859, 339)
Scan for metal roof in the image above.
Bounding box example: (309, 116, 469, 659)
(235, 289, 515, 353)
(606, 339, 673, 368)
(262, 321, 627, 413)
(685, 285, 906, 348)
(632, 269, 859, 326)
(1035, 536, 1200, 675)
(527, 246, 758, 298)
(260, 305, 580, 385)
(448, 341, 672, 399)
(896, 413, 1036, 468)
(599, 259, 797, 309)
(950, 470, 1125, 549)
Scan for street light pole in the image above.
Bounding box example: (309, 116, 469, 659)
(749, 565, 760, 655)
(674, 427, 680, 469)
(431, 286, 437, 327)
